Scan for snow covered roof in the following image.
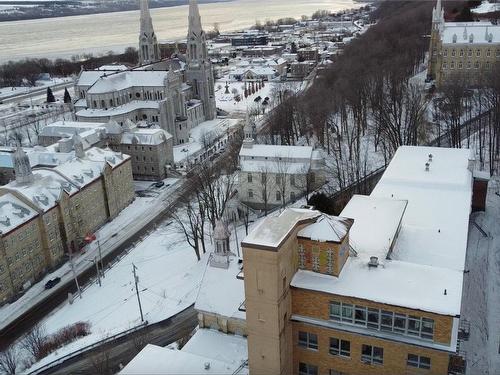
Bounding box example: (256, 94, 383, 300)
(292, 263, 464, 317)
(239, 144, 313, 160)
(121, 129, 172, 146)
(76, 101, 159, 118)
(87, 71, 168, 94)
(182, 329, 247, 370)
(340, 195, 407, 258)
(120, 336, 248, 375)
(441, 22, 500, 45)
(472, 1, 500, 14)
(297, 215, 353, 243)
(40, 121, 108, 138)
(0, 194, 38, 235)
(96, 65, 129, 71)
(291, 146, 473, 317)
(242, 209, 320, 249)
(195, 255, 245, 320)
(371, 146, 472, 271)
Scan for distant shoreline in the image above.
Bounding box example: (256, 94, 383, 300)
(0, 0, 233, 23)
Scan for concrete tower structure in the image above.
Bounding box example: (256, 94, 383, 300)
(12, 146, 34, 184)
(138, 0, 161, 65)
(185, 0, 216, 120)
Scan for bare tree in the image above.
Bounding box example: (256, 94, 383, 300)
(0, 347, 18, 375)
(258, 166, 274, 216)
(274, 155, 291, 209)
(172, 200, 203, 261)
(21, 323, 47, 361)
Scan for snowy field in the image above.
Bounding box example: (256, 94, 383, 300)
(215, 77, 277, 115)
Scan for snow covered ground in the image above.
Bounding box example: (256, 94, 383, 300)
(0, 78, 73, 100)
(215, 77, 277, 115)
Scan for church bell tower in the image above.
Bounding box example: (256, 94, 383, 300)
(185, 0, 217, 120)
(138, 0, 161, 65)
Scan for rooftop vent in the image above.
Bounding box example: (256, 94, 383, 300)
(428, 154, 433, 163)
(0, 216, 10, 226)
(204, 362, 211, 370)
(425, 162, 430, 172)
(368, 256, 379, 268)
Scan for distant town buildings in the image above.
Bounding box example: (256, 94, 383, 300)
(38, 120, 174, 181)
(0, 142, 134, 304)
(428, 0, 500, 85)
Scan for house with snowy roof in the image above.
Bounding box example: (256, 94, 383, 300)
(241, 146, 477, 375)
(238, 138, 325, 211)
(38, 119, 174, 181)
(0, 142, 134, 305)
(428, 0, 500, 85)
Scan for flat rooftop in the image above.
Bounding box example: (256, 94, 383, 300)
(291, 146, 473, 318)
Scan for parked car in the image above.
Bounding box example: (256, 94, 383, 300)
(154, 181, 165, 188)
(45, 277, 61, 290)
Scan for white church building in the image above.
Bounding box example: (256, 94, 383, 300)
(74, 0, 217, 146)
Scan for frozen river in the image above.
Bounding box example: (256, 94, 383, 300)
(0, 0, 361, 62)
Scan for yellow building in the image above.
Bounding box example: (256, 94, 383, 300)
(428, 0, 500, 86)
(0, 145, 135, 304)
(242, 146, 474, 375)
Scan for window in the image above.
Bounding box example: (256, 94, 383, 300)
(451, 49, 456, 57)
(330, 371, 348, 375)
(330, 302, 341, 321)
(276, 175, 282, 184)
(459, 49, 464, 57)
(443, 49, 448, 57)
(355, 306, 367, 326)
(328, 301, 434, 340)
(476, 49, 481, 57)
(475, 61, 480, 69)
(367, 308, 379, 329)
(407, 354, 431, 369)
(450, 61, 455, 70)
(299, 363, 318, 375)
(458, 62, 463, 69)
(247, 173, 253, 183)
(341, 303, 354, 323)
(276, 191, 282, 201)
(330, 338, 350, 357)
(443, 62, 448, 70)
(290, 175, 295, 185)
(312, 252, 320, 272)
(298, 331, 318, 350)
(361, 344, 383, 365)
(487, 49, 491, 57)
(468, 49, 473, 57)
(261, 173, 267, 183)
(290, 192, 296, 201)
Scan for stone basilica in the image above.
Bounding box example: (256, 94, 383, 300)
(74, 0, 217, 146)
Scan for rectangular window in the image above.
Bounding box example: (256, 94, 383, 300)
(381, 310, 393, 332)
(394, 313, 406, 333)
(247, 173, 253, 183)
(330, 337, 350, 357)
(290, 175, 295, 185)
(408, 316, 421, 336)
(299, 363, 318, 375)
(355, 306, 367, 326)
(330, 302, 341, 321)
(367, 308, 379, 329)
(298, 331, 318, 350)
(407, 354, 431, 369)
(361, 344, 384, 365)
(341, 304, 353, 323)
(421, 318, 434, 340)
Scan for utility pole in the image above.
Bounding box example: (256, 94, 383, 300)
(68, 243, 82, 299)
(94, 257, 101, 287)
(233, 220, 240, 258)
(97, 239, 104, 278)
(132, 264, 144, 323)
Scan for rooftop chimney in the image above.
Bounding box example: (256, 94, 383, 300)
(425, 162, 430, 172)
(368, 256, 379, 268)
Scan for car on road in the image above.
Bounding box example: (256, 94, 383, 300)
(45, 277, 61, 290)
(154, 181, 165, 188)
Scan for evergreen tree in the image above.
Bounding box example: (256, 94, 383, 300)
(63, 88, 72, 104)
(46, 87, 55, 103)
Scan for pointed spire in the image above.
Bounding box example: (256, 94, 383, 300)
(12, 145, 34, 184)
(188, 0, 203, 37)
(138, 0, 160, 65)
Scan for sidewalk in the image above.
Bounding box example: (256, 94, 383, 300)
(0, 178, 183, 331)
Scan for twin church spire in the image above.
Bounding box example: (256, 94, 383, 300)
(138, 0, 161, 65)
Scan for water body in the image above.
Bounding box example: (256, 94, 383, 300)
(0, 0, 361, 62)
